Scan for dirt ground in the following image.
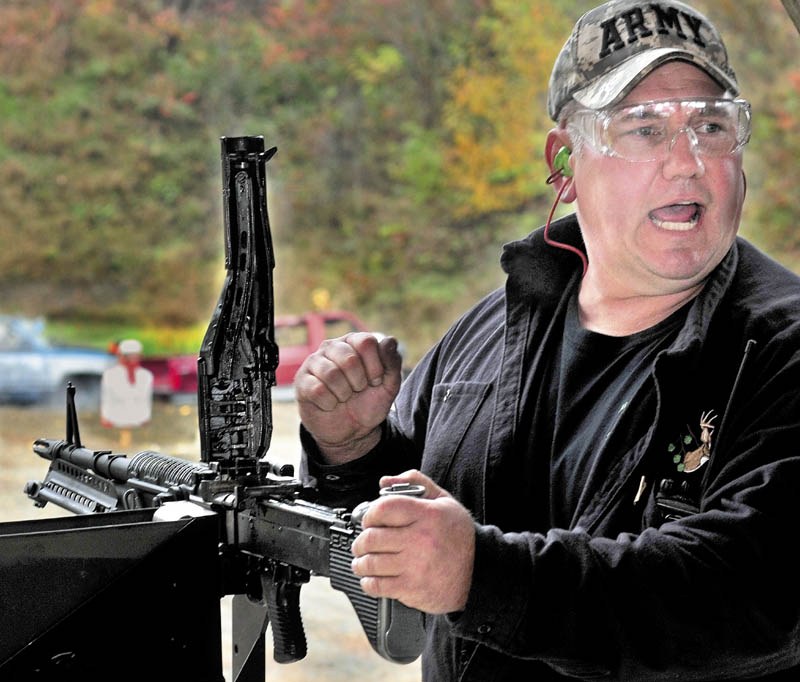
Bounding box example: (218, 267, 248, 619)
(0, 397, 422, 682)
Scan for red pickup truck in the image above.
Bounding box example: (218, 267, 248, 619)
(142, 310, 383, 399)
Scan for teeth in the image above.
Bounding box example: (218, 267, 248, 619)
(652, 218, 698, 232)
(650, 203, 701, 231)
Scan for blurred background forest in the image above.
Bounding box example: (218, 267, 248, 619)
(1, 0, 799, 363)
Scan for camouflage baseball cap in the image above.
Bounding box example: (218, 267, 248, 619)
(548, 0, 739, 121)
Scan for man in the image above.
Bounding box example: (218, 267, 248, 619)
(295, 1, 800, 679)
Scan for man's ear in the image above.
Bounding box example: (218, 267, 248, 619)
(545, 129, 576, 203)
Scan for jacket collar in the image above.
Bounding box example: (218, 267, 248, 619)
(500, 212, 739, 356)
(501, 214, 584, 303)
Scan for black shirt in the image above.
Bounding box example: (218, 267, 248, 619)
(512, 285, 688, 532)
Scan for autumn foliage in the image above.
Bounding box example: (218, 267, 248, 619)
(1, 0, 798, 359)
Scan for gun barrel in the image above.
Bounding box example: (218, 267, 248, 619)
(33, 439, 213, 487)
(33, 438, 64, 461)
(29, 437, 217, 513)
(33, 438, 129, 479)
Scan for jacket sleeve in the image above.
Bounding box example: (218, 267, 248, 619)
(299, 289, 504, 508)
(299, 338, 443, 510)
(448, 343, 800, 680)
(298, 419, 420, 509)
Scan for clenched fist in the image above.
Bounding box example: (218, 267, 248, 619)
(295, 333, 403, 464)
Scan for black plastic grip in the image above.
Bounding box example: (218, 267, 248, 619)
(264, 566, 308, 664)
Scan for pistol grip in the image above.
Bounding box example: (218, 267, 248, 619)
(263, 567, 308, 664)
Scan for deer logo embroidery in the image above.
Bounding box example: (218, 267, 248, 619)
(670, 410, 717, 473)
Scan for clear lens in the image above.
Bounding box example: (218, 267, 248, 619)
(571, 98, 751, 162)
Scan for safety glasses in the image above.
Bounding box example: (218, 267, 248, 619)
(568, 97, 751, 162)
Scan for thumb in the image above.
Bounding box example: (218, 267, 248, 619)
(379, 469, 450, 500)
(377, 336, 403, 383)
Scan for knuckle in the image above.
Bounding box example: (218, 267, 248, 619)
(314, 362, 343, 385)
(339, 351, 365, 375)
(360, 576, 379, 597)
(318, 336, 347, 352)
(302, 352, 332, 377)
(301, 347, 331, 370)
(352, 527, 372, 554)
(292, 372, 312, 397)
(370, 496, 403, 522)
(347, 331, 375, 343)
(304, 380, 339, 409)
(362, 496, 388, 519)
(347, 332, 379, 352)
(360, 554, 376, 575)
(313, 367, 354, 400)
(295, 376, 336, 410)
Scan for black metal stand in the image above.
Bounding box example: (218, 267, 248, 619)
(0, 510, 224, 681)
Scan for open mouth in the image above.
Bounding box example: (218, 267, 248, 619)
(649, 202, 703, 232)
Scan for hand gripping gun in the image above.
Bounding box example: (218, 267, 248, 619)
(7, 137, 424, 681)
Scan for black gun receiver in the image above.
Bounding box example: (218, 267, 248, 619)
(12, 136, 425, 681)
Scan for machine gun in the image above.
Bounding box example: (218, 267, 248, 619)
(1, 137, 425, 681)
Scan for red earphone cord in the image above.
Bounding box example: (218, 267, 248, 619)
(544, 172, 588, 277)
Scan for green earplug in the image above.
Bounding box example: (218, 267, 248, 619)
(553, 146, 573, 178)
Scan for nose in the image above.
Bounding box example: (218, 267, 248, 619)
(662, 128, 705, 179)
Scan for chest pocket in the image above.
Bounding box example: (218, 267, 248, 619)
(421, 381, 492, 488)
(639, 410, 717, 529)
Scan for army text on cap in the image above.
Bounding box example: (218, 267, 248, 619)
(599, 3, 707, 59)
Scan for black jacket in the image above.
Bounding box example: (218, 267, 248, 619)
(304, 214, 800, 681)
